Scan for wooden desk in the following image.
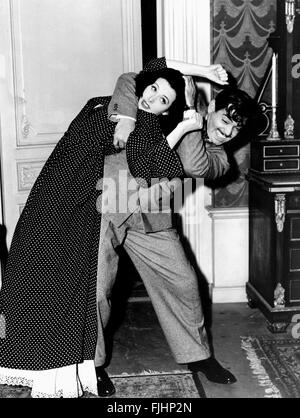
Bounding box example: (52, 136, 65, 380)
(246, 169, 300, 332)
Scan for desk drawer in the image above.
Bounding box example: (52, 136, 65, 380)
(264, 159, 300, 171)
(264, 145, 299, 157)
(288, 195, 300, 210)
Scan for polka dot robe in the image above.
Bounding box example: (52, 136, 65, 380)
(0, 58, 183, 370)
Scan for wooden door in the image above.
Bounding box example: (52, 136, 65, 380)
(0, 0, 142, 283)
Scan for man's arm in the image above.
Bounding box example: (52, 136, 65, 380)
(137, 134, 229, 215)
(108, 72, 138, 121)
(107, 72, 137, 149)
(176, 131, 230, 179)
(107, 63, 229, 179)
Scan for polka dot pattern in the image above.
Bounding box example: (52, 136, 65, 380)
(126, 111, 184, 187)
(0, 97, 116, 370)
(0, 57, 184, 371)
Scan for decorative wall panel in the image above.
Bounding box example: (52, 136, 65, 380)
(211, 0, 276, 207)
(17, 161, 44, 191)
(9, 0, 131, 147)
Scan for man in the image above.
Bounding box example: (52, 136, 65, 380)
(94, 65, 258, 397)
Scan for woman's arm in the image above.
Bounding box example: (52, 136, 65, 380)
(125, 113, 184, 187)
(166, 59, 228, 85)
(166, 110, 203, 149)
(125, 111, 204, 187)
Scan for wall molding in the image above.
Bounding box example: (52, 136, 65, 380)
(9, 0, 64, 147)
(213, 286, 247, 303)
(209, 206, 249, 220)
(121, 0, 142, 72)
(16, 160, 44, 191)
(9, 0, 142, 147)
(158, 0, 211, 269)
(210, 206, 249, 303)
(159, 0, 207, 62)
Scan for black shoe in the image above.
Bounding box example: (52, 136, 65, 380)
(96, 367, 116, 397)
(187, 357, 237, 384)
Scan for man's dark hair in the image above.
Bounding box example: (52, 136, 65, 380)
(215, 87, 258, 129)
(135, 68, 186, 134)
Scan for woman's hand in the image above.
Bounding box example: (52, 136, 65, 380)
(204, 64, 228, 85)
(166, 111, 203, 149)
(180, 110, 203, 133)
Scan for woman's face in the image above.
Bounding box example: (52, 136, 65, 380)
(138, 78, 176, 115)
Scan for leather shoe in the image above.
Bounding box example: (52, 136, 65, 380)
(187, 357, 237, 384)
(96, 367, 116, 397)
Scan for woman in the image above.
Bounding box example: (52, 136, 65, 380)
(0, 57, 227, 398)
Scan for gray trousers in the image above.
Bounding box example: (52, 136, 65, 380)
(94, 213, 211, 367)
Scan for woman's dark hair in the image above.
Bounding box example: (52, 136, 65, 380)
(135, 68, 186, 135)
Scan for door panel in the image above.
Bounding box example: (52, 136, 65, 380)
(0, 0, 142, 282)
(12, 0, 129, 147)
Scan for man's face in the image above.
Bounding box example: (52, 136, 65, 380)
(138, 78, 176, 116)
(206, 100, 241, 146)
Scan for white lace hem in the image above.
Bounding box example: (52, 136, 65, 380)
(0, 360, 98, 398)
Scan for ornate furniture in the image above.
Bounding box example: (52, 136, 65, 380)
(247, 170, 300, 332)
(246, 1, 300, 332)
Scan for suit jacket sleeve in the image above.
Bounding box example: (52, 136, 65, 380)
(176, 130, 229, 179)
(107, 73, 138, 121)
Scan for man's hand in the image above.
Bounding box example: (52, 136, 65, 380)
(113, 117, 136, 150)
(184, 76, 196, 108)
(205, 64, 228, 85)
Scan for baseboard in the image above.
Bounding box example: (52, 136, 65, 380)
(128, 286, 247, 304)
(212, 286, 247, 303)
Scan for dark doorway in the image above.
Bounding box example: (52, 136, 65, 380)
(141, 0, 157, 66)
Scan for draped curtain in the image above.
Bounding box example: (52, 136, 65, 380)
(211, 0, 277, 207)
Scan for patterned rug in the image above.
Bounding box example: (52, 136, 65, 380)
(0, 385, 98, 398)
(241, 336, 300, 398)
(0, 371, 202, 398)
(110, 371, 202, 398)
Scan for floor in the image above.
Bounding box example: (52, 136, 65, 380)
(0, 291, 296, 399)
(0, 245, 296, 399)
(105, 296, 295, 399)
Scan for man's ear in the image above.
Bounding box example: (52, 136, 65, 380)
(208, 99, 216, 113)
